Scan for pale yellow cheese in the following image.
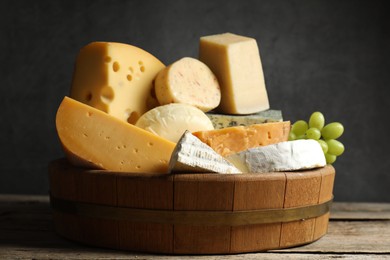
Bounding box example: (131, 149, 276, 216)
(70, 42, 165, 124)
(192, 121, 290, 157)
(135, 103, 214, 143)
(154, 57, 221, 112)
(199, 33, 269, 114)
(56, 97, 176, 173)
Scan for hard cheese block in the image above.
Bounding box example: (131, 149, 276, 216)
(135, 103, 214, 143)
(154, 57, 221, 112)
(56, 97, 176, 173)
(199, 33, 269, 114)
(169, 131, 241, 174)
(70, 42, 165, 124)
(193, 121, 290, 157)
(226, 140, 326, 173)
(207, 110, 283, 129)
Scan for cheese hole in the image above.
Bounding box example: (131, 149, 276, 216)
(86, 111, 93, 117)
(100, 86, 114, 104)
(148, 142, 154, 147)
(83, 133, 88, 138)
(104, 56, 112, 63)
(138, 61, 145, 72)
(136, 165, 141, 169)
(126, 110, 139, 124)
(127, 74, 133, 81)
(113, 62, 120, 72)
(133, 148, 139, 153)
(129, 66, 134, 73)
(267, 132, 272, 139)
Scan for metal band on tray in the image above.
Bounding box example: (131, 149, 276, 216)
(50, 195, 333, 226)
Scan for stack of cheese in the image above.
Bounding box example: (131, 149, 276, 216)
(56, 33, 326, 174)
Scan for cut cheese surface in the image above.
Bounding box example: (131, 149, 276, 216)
(199, 33, 269, 114)
(154, 57, 221, 112)
(207, 110, 283, 129)
(226, 140, 326, 173)
(135, 103, 214, 143)
(56, 97, 176, 173)
(70, 42, 165, 124)
(169, 131, 241, 174)
(192, 121, 290, 157)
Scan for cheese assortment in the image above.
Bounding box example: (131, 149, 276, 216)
(70, 42, 165, 124)
(154, 57, 221, 112)
(169, 131, 241, 174)
(55, 32, 344, 175)
(135, 103, 214, 143)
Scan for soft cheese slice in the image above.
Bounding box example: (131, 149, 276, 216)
(193, 121, 290, 157)
(56, 97, 176, 173)
(226, 140, 326, 173)
(135, 103, 214, 143)
(199, 33, 269, 114)
(169, 131, 241, 174)
(154, 57, 221, 112)
(70, 42, 165, 124)
(207, 110, 283, 129)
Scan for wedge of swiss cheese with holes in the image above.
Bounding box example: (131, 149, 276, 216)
(199, 33, 269, 114)
(192, 121, 290, 157)
(70, 42, 165, 124)
(56, 97, 176, 173)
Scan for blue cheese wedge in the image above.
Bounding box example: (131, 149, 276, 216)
(169, 131, 241, 174)
(206, 110, 283, 129)
(226, 140, 326, 173)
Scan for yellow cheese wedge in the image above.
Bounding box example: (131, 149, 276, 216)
(56, 97, 176, 173)
(154, 57, 221, 112)
(70, 42, 165, 124)
(199, 33, 269, 114)
(192, 121, 290, 157)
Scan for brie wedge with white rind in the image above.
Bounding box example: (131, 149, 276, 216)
(169, 131, 241, 174)
(226, 139, 326, 173)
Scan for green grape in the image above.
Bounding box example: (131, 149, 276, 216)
(317, 139, 328, 154)
(291, 120, 308, 136)
(296, 134, 307, 140)
(326, 139, 345, 156)
(305, 127, 321, 140)
(321, 122, 344, 140)
(324, 153, 337, 164)
(309, 112, 325, 130)
(288, 132, 296, 141)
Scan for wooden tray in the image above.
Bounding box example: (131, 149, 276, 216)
(48, 158, 335, 254)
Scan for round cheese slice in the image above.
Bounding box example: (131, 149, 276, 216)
(135, 103, 214, 143)
(154, 57, 221, 112)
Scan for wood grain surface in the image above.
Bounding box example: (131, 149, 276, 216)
(1, 194, 389, 259)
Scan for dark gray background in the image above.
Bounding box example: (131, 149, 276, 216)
(1, 0, 389, 202)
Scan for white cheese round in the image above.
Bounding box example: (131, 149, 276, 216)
(135, 103, 214, 143)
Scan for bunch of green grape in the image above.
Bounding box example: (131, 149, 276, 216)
(288, 112, 344, 164)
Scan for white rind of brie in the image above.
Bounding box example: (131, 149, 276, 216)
(226, 139, 326, 173)
(169, 131, 242, 174)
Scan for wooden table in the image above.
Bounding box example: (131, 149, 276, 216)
(1, 194, 389, 259)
